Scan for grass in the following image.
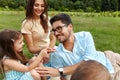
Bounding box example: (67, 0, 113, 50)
(0, 11, 24, 30)
(0, 10, 120, 80)
(71, 16, 120, 52)
(0, 11, 32, 57)
(0, 11, 120, 54)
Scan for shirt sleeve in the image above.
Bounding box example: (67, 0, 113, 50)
(21, 20, 32, 34)
(82, 32, 98, 61)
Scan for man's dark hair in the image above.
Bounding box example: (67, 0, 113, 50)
(50, 13, 72, 26)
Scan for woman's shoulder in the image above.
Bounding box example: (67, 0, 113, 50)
(21, 19, 35, 30)
(22, 19, 33, 26)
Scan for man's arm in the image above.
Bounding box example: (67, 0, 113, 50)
(36, 61, 84, 77)
(63, 61, 84, 75)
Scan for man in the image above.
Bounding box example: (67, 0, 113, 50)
(36, 13, 120, 80)
(70, 60, 111, 80)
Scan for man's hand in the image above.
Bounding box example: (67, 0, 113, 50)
(35, 67, 59, 77)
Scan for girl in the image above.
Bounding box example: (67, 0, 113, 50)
(0, 29, 47, 80)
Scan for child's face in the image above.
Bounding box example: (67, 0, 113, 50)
(14, 36, 24, 53)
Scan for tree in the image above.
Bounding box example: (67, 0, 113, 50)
(110, 0, 118, 11)
(101, 0, 111, 11)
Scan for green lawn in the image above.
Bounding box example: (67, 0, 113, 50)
(0, 11, 120, 54)
(71, 15, 120, 53)
(0, 10, 120, 80)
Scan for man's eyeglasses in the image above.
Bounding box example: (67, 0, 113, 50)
(51, 24, 67, 33)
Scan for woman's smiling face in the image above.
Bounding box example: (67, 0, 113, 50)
(33, 0, 45, 18)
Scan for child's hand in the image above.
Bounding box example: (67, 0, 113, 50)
(41, 47, 56, 64)
(43, 56, 50, 64)
(39, 48, 56, 64)
(39, 49, 48, 58)
(47, 47, 56, 53)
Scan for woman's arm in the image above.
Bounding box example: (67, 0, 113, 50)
(23, 34, 44, 54)
(49, 32, 56, 48)
(22, 20, 45, 54)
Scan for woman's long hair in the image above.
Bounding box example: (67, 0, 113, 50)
(26, 0, 48, 33)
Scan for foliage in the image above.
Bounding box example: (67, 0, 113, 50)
(0, 0, 120, 12)
(0, 0, 26, 11)
(101, 0, 118, 11)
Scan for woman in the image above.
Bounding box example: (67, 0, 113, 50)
(21, 0, 56, 55)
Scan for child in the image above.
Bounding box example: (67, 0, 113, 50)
(0, 29, 47, 80)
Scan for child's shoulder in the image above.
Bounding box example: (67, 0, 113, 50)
(3, 56, 20, 66)
(3, 57, 21, 72)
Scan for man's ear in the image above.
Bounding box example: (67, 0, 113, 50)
(68, 24, 73, 29)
